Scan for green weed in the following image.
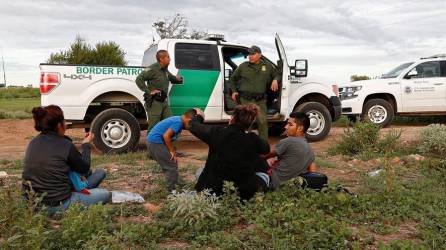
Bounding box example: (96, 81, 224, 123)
(329, 121, 402, 159)
(417, 124, 446, 156)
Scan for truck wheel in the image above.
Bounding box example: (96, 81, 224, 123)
(362, 99, 394, 127)
(90, 108, 141, 154)
(295, 102, 332, 142)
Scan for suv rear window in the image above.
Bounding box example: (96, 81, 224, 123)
(175, 43, 220, 70)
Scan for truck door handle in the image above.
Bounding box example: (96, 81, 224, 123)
(434, 83, 444, 85)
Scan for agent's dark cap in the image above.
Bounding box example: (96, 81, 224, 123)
(248, 45, 261, 55)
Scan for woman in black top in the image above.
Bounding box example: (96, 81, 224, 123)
(22, 105, 109, 211)
(189, 104, 270, 200)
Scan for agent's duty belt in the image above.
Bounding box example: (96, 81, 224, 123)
(239, 91, 267, 101)
(152, 91, 167, 102)
(144, 90, 167, 108)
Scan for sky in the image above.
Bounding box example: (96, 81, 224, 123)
(1, 0, 446, 87)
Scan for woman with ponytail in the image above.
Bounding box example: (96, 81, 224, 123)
(189, 104, 270, 200)
(22, 105, 110, 211)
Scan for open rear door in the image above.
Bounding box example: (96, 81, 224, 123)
(275, 33, 291, 117)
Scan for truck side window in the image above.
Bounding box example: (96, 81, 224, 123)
(406, 61, 441, 79)
(441, 61, 446, 77)
(175, 43, 220, 70)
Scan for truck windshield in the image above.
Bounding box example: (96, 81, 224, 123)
(381, 62, 413, 78)
(142, 44, 158, 66)
(230, 53, 248, 66)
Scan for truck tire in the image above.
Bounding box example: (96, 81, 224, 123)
(294, 102, 332, 142)
(90, 108, 141, 154)
(361, 99, 394, 127)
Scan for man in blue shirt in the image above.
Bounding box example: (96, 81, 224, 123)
(147, 109, 198, 191)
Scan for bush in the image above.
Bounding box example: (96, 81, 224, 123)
(417, 124, 446, 156)
(0, 187, 51, 249)
(164, 189, 219, 227)
(329, 121, 401, 158)
(119, 222, 165, 246)
(47, 204, 115, 249)
(241, 179, 354, 249)
(157, 182, 244, 241)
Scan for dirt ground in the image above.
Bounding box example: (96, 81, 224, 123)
(0, 119, 425, 161)
(0, 119, 428, 246)
(0, 119, 424, 160)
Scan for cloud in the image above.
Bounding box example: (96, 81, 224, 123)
(0, 0, 445, 86)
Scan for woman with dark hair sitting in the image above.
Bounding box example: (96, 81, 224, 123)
(22, 105, 110, 211)
(189, 104, 270, 200)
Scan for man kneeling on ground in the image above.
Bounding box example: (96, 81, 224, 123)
(262, 112, 317, 190)
(147, 109, 197, 192)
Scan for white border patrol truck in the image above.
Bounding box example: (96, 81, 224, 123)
(339, 54, 446, 127)
(40, 34, 341, 153)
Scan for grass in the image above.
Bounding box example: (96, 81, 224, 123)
(2, 127, 446, 248)
(0, 87, 40, 99)
(0, 96, 40, 119)
(315, 154, 339, 168)
(0, 98, 40, 112)
(0, 87, 40, 119)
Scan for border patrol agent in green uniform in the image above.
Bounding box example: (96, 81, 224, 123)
(135, 50, 183, 133)
(229, 45, 281, 141)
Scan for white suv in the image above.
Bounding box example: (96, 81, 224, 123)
(339, 54, 446, 127)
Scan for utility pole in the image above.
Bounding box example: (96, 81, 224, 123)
(1, 47, 5, 87)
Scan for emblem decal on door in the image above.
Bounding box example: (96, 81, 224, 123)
(405, 86, 412, 94)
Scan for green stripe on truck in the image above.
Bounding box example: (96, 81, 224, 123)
(169, 69, 220, 115)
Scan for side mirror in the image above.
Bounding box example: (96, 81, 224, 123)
(405, 70, 418, 79)
(292, 59, 308, 77)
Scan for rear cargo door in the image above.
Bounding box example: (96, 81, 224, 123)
(168, 42, 222, 119)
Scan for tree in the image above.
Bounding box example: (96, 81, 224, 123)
(47, 36, 127, 66)
(189, 30, 209, 40)
(350, 75, 371, 82)
(93, 41, 127, 66)
(152, 14, 208, 40)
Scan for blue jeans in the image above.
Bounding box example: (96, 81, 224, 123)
(86, 168, 106, 189)
(45, 188, 110, 213)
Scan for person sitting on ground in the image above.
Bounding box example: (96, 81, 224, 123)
(22, 105, 110, 211)
(189, 104, 270, 200)
(262, 112, 317, 190)
(147, 109, 197, 192)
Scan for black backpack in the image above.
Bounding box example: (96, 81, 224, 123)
(299, 172, 328, 191)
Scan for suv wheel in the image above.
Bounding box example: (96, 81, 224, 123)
(362, 99, 394, 127)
